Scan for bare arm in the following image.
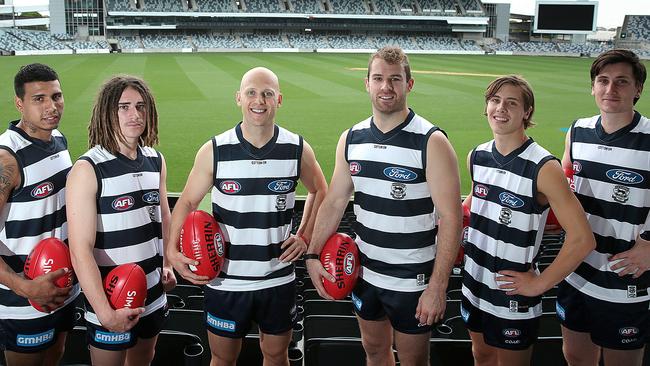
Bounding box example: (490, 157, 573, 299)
(279, 140, 328, 262)
(416, 131, 462, 325)
(166, 141, 215, 284)
(463, 149, 473, 208)
(67, 160, 143, 332)
(0, 150, 70, 312)
(497, 159, 595, 296)
(159, 155, 176, 292)
(561, 129, 572, 171)
(306, 131, 354, 300)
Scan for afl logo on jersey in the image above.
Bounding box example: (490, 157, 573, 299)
(606, 169, 644, 185)
(142, 191, 160, 204)
(474, 184, 489, 198)
(112, 196, 135, 211)
(268, 180, 293, 193)
(383, 167, 417, 182)
(499, 192, 524, 209)
(220, 181, 241, 194)
(31, 182, 54, 198)
(349, 162, 361, 175)
(502, 328, 521, 338)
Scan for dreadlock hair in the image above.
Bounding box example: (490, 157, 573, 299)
(88, 75, 159, 154)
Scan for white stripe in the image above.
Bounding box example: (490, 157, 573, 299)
(565, 272, 650, 303)
(348, 143, 423, 169)
(220, 223, 291, 246)
(520, 142, 553, 163)
(215, 159, 298, 179)
(276, 127, 300, 144)
(350, 118, 371, 131)
(473, 165, 533, 198)
(471, 197, 544, 233)
(146, 268, 161, 289)
(403, 115, 435, 135)
(84, 292, 167, 325)
(586, 212, 641, 244)
(361, 266, 425, 292)
(23, 153, 72, 187)
(630, 116, 650, 134)
(93, 239, 160, 266)
(464, 255, 506, 291)
(468, 227, 540, 265)
(4, 190, 66, 221)
(573, 142, 650, 172)
(461, 285, 541, 319)
(575, 176, 649, 208)
(356, 237, 435, 265)
(0, 284, 80, 320)
(354, 205, 435, 234)
(350, 176, 431, 200)
(208, 272, 295, 291)
(100, 172, 160, 197)
(222, 258, 291, 277)
(211, 189, 296, 213)
(97, 206, 161, 233)
(0, 223, 68, 256)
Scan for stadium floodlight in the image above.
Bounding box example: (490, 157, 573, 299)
(533, 0, 598, 34)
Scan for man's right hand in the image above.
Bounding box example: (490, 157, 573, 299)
(166, 247, 211, 285)
(17, 268, 72, 313)
(306, 258, 336, 300)
(98, 307, 145, 333)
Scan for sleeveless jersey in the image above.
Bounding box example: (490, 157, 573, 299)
(346, 110, 439, 292)
(566, 112, 650, 303)
(209, 123, 301, 291)
(0, 121, 80, 320)
(80, 145, 166, 324)
(462, 138, 555, 320)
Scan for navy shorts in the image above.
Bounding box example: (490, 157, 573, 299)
(0, 301, 76, 353)
(86, 305, 168, 351)
(461, 295, 539, 350)
(204, 281, 297, 338)
(557, 281, 649, 350)
(351, 278, 432, 335)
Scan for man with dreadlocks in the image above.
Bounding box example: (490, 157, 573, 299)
(66, 75, 176, 366)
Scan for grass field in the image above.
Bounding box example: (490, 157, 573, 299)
(0, 53, 648, 196)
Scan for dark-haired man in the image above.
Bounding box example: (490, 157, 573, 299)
(0, 63, 79, 366)
(559, 49, 650, 366)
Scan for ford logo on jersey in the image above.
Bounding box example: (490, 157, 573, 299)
(112, 196, 135, 211)
(606, 169, 644, 185)
(268, 179, 293, 193)
(499, 192, 524, 209)
(383, 167, 417, 182)
(142, 191, 159, 204)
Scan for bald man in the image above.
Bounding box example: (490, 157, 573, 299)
(167, 67, 327, 366)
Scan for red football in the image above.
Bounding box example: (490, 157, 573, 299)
(24, 238, 74, 312)
(456, 203, 471, 266)
(320, 233, 359, 300)
(179, 210, 226, 280)
(103, 263, 147, 310)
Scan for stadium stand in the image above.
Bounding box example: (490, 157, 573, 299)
(145, 0, 185, 12)
(395, 0, 417, 14)
(439, 0, 459, 13)
(327, 34, 375, 49)
(374, 35, 419, 50)
(105, 0, 133, 11)
(461, 0, 482, 13)
(141, 33, 192, 49)
(196, 0, 236, 13)
(6, 29, 67, 50)
(419, 0, 443, 14)
(116, 36, 142, 49)
(241, 33, 290, 48)
(192, 32, 241, 49)
(626, 15, 650, 41)
(415, 36, 463, 51)
(517, 41, 558, 53)
(244, 0, 284, 13)
(329, 0, 368, 15)
(370, 0, 398, 15)
(287, 33, 331, 49)
(489, 40, 521, 52)
(290, 0, 324, 13)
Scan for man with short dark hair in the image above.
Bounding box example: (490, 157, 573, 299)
(0, 63, 79, 366)
(559, 49, 650, 366)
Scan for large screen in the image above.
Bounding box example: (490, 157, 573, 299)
(534, 1, 597, 34)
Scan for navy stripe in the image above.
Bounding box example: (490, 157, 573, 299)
(353, 222, 436, 250)
(471, 214, 543, 251)
(95, 223, 162, 250)
(98, 192, 163, 213)
(215, 142, 300, 161)
(462, 269, 541, 311)
(213, 206, 293, 230)
(574, 160, 650, 189)
(1, 254, 27, 274)
(354, 192, 433, 216)
(15, 138, 68, 168)
(464, 243, 534, 273)
(347, 160, 426, 183)
(577, 192, 648, 226)
(214, 177, 298, 196)
(226, 242, 283, 261)
(0, 288, 30, 307)
(218, 264, 294, 281)
(473, 150, 542, 180)
(4, 209, 66, 239)
(11, 169, 68, 203)
(573, 262, 650, 294)
(93, 157, 161, 178)
(593, 232, 636, 254)
(359, 252, 433, 279)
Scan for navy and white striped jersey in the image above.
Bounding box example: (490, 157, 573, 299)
(80, 145, 166, 325)
(462, 138, 555, 320)
(566, 112, 650, 303)
(0, 121, 80, 320)
(210, 123, 301, 291)
(346, 110, 439, 292)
